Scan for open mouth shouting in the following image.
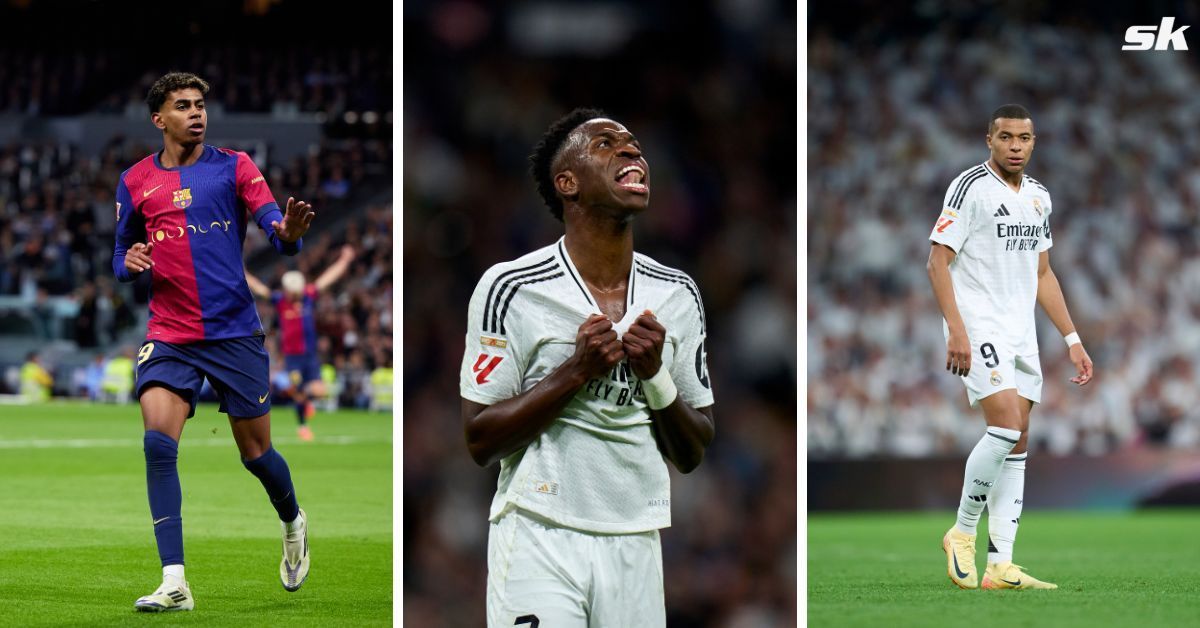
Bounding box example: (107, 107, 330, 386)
(615, 163, 648, 194)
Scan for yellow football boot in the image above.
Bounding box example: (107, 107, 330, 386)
(981, 561, 1057, 590)
(942, 527, 978, 589)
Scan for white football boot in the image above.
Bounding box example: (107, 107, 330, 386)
(280, 508, 309, 592)
(134, 580, 194, 612)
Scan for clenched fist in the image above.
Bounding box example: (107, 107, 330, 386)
(571, 314, 625, 380)
(622, 310, 666, 380)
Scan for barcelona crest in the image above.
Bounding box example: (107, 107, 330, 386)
(172, 188, 193, 209)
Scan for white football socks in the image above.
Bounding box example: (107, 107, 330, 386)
(955, 426, 1021, 535)
(163, 564, 185, 587)
(987, 452, 1027, 564)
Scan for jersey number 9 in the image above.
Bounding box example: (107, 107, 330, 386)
(980, 342, 999, 368)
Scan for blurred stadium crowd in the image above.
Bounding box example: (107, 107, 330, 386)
(404, 1, 795, 625)
(809, 7, 1200, 457)
(0, 1, 392, 413)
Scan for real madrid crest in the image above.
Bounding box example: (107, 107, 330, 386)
(990, 370, 1003, 386)
(172, 188, 193, 209)
(1032, 198, 1043, 217)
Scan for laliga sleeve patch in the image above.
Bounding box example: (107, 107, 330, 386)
(472, 354, 504, 384)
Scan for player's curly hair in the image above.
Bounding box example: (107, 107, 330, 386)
(147, 72, 210, 114)
(529, 107, 607, 222)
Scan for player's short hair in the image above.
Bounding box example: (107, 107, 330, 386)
(529, 107, 608, 222)
(147, 72, 210, 114)
(989, 104, 1033, 134)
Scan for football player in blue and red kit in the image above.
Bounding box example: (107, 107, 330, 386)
(114, 72, 312, 612)
(245, 244, 355, 441)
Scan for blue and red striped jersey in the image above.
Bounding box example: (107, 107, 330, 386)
(272, 284, 319, 356)
(113, 145, 302, 343)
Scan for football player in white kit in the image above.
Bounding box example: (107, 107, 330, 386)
(460, 108, 715, 627)
(927, 104, 1093, 591)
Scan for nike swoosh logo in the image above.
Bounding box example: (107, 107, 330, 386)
(152, 516, 170, 525)
(952, 554, 970, 579)
(143, 184, 163, 198)
(259, 393, 269, 403)
(1001, 578, 1022, 586)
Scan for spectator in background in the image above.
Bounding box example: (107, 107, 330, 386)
(20, 351, 53, 402)
(74, 281, 99, 348)
(84, 353, 107, 400)
(101, 346, 135, 404)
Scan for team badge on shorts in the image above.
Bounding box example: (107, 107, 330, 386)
(1032, 198, 1043, 217)
(172, 188, 193, 209)
(990, 370, 1003, 386)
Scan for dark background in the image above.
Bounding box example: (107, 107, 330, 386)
(403, 1, 797, 625)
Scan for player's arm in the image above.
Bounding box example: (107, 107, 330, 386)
(244, 269, 272, 300)
(112, 178, 152, 282)
(313, 245, 355, 293)
(1036, 251, 1093, 385)
(235, 152, 312, 255)
(927, 243, 972, 376)
(623, 311, 715, 474)
(462, 314, 624, 467)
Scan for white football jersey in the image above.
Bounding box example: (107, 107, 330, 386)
(929, 162, 1053, 355)
(460, 236, 713, 534)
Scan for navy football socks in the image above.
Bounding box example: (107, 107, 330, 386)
(144, 430, 184, 567)
(295, 398, 307, 426)
(242, 447, 301, 522)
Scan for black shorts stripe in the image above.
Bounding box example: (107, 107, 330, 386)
(634, 262, 706, 332)
(987, 431, 1019, 444)
(482, 256, 556, 332)
(498, 271, 565, 334)
(947, 166, 984, 208)
(558, 240, 594, 307)
(950, 170, 988, 209)
(489, 265, 561, 333)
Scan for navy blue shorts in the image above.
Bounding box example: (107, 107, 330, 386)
(285, 353, 321, 387)
(136, 336, 271, 419)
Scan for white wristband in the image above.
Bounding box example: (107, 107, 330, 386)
(642, 367, 678, 410)
(1064, 332, 1081, 347)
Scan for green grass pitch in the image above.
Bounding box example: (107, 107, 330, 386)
(0, 401, 392, 626)
(809, 510, 1200, 628)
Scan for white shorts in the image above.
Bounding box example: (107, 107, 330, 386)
(958, 337, 1042, 408)
(487, 509, 665, 628)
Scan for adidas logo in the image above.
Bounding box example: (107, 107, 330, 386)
(994, 204, 1011, 217)
(968, 494, 988, 503)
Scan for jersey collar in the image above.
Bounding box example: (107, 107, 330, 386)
(154, 144, 210, 171)
(983, 161, 1021, 193)
(555, 236, 637, 318)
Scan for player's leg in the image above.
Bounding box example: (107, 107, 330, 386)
(983, 355, 1055, 589)
(487, 511, 588, 628)
(285, 355, 312, 437)
(132, 340, 203, 612)
(589, 530, 666, 628)
(209, 337, 308, 590)
(944, 350, 1022, 589)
